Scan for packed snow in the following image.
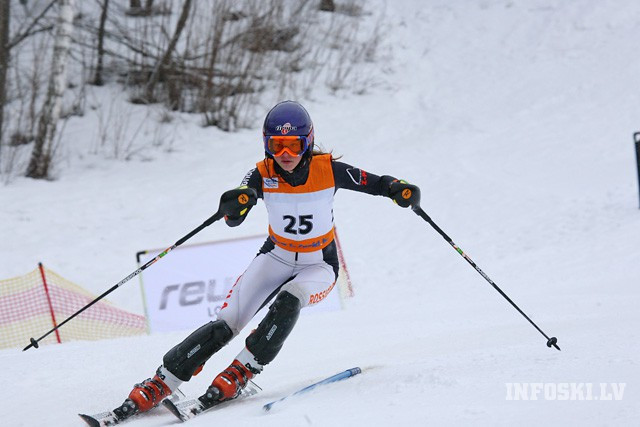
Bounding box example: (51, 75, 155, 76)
(2, 1, 639, 426)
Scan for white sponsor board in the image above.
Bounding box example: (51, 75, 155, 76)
(138, 235, 346, 333)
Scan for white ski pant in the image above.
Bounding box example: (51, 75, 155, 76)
(217, 244, 337, 336)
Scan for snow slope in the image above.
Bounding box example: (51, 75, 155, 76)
(2, 0, 640, 425)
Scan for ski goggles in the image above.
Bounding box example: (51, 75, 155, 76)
(264, 135, 311, 157)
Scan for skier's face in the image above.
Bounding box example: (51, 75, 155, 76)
(274, 150, 303, 172)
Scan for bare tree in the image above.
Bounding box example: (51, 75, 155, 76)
(26, 0, 74, 179)
(198, 1, 228, 114)
(143, 0, 192, 104)
(0, 0, 10, 165)
(93, 0, 109, 86)
(7, 0, 56, 51)
(3, 0, 382, 175)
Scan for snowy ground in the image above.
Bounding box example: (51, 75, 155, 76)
(2, 0, 640, 426)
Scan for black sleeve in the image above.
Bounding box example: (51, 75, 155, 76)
(332, 161, 396, 197)
(240, 168, 263, 199)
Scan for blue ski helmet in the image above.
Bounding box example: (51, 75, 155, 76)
(263, 101, 314, 158)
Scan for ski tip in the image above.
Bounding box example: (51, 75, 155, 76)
(78, 414, 100, 427)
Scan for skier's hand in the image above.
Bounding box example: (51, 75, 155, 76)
(218, 186, 258, 226)
(389, 179, 420, 208)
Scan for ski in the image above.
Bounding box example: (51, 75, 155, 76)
(161, 367, 361, 421)
(163, 381, 261, 422)
(78, 411, 121, 427)
(79, 390, 184, 426)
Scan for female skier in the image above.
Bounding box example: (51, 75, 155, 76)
(117, 100, 420, 418)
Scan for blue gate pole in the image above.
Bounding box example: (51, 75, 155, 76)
(263, 367, 362, 411)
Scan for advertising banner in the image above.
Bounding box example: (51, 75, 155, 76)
(138, 235, 347, 333)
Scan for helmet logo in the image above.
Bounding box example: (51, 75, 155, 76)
(275, 123, 297, 135)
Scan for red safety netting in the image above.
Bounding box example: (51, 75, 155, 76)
(0, 265, 147, 349)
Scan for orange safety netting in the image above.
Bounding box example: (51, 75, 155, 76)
(0, 265, 147, 349)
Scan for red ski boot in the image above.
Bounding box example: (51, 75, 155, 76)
(199, 359, 256, 405)
(127, 374, 171, 412)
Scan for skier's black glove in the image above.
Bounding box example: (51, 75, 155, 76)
(389, 179, 420, 208)
(218, 186, 258, 227)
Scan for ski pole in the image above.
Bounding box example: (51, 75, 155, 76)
(412, 206, 560, 351)
(23, 210, 224, 351)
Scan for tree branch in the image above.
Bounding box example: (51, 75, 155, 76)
(8, 0, 57, 50)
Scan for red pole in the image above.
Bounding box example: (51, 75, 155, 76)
(38, 263, 61, 344)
